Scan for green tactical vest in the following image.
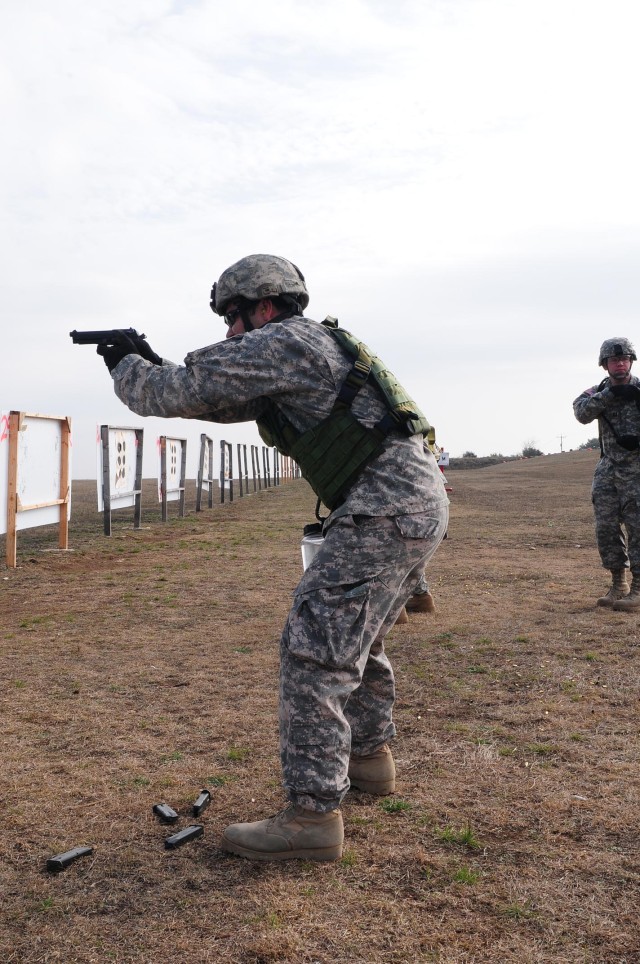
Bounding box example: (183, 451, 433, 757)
(256, 317, 432, 512)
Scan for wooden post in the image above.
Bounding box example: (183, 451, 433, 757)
(208, 439, 214, 507)
(237, 443, 244, 498)
(58, 417, 71, 549)
(252, 445, 261, 491)
(220, 440, 226, 504)
(228, 443, 234, 502)
(196, 434, 206, 511)
(179, 438, 187, 518)
(101, 425, 112, 536)
(206, 437, 213, 508)
(160, 436, 168, 522)
(133, 428, 143, 529)
(263, 447, 271, 487)
(6, 412, 20, 568)
(243, 445, 249, 494)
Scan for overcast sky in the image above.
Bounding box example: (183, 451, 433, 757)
(2, 0, 639, 479)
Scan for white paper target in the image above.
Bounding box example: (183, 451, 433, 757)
(0, 412, 71, 534)
(96, 426, 139, 512)
(222, 443, 231, 487)
(158, 436, 185, 502)
(202, 441, 211, 481)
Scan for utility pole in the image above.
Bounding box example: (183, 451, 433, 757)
(557, 434, 566, 453)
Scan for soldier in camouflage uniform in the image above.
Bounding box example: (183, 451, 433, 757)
(573, 337, 640, 611)
(97, 254, 448, 861)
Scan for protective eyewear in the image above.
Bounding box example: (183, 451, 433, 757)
(224, 307, 243, 327)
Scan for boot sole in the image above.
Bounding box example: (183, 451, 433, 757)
(597, 595, 629, 607)
(219, 837, 343, 861)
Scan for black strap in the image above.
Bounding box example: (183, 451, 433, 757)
(600, 413, 640, 453)
(373, 411, 400, 438)
(336, 355, 371, 407)
(597, 378, 640, 454)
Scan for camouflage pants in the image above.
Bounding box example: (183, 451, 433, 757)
(592, 461, 640, 571)
(279, 506, 448, 812)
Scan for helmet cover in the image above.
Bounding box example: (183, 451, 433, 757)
(598, 337, 637, 366)
(211, 254, 309, 316)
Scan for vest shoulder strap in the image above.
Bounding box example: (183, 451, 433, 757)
(321, 317, 432, 439)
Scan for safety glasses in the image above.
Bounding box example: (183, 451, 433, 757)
(224, 307, 243, 327)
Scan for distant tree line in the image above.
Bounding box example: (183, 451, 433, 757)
(451, 437, 598, 470)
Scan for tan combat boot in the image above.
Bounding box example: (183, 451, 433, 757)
(597, 569, 629, 607)
(394, 606, 409, 625)
(348, 743, 396, 795)
(612, 572, 640, 612)
(220, 804, 343, 861)
(405, 591, 436, 614)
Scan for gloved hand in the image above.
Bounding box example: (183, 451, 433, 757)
(130, 334, 162, 366)
(610, 383, 639, 400)
(97, 332, 162, 373)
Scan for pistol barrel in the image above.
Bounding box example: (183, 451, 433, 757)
(69, 327, 143, 345)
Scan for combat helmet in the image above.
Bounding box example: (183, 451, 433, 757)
(210, 254, 309, 317)
(599, 337, 637, 367)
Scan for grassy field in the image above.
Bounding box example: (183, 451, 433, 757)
(1, 450, 638, 963)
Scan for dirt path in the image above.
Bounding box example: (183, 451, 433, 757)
(1, 451, 638, 963)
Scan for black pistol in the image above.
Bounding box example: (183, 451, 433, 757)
(69, 327, 146, 346)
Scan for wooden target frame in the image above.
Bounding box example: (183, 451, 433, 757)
(219, 440, 233, 503)
(262, 446, 271, 488)
(251, 444, 261, 491)
(99, 425, 144, 536)
(159, 435, 187, 521)
(3, 411, 71, 568)
(237, 443, 249, 497)
(196, 433, 214, 511)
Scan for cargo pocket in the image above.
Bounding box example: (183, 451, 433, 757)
(394, 512, 445, 541)
(286, 582, 372, 669)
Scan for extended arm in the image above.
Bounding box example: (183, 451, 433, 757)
(109, 323, 329, 425)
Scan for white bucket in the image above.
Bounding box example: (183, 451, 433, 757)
(301, 532, 324, 570)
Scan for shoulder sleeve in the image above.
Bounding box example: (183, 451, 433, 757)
(573, 383, 609, 424)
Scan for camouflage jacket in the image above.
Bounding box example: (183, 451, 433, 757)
(573, 374, 640, 465)
(111, 316, 448, 520)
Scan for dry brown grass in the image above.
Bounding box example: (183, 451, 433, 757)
(1, 451, 638, 963)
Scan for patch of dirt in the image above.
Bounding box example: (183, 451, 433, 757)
(1, 452, 638, 963)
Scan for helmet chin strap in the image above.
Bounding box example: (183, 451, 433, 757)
(239, 306, 254, 332)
